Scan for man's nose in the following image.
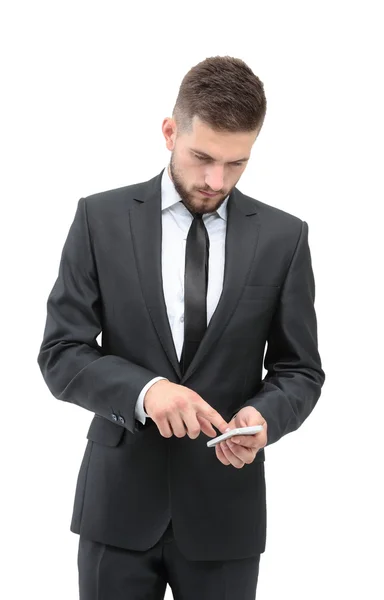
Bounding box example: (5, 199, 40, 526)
(205, 165, 224, 191)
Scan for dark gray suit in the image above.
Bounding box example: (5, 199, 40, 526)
(37, 168, 325, 565)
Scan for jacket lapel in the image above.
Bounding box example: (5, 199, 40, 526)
(129, 170, 182, 378)
(129, 170, 260, 382)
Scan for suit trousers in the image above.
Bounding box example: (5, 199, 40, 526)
(78, 520, 261, 599)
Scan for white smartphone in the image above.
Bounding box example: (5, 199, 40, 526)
(206, 425, 263, 448)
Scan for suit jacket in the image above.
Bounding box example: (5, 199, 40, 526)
(37, 169, 325, 561)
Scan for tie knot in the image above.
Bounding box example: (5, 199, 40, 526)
(194, 212, 203, 220)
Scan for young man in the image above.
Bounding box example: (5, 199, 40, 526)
(37, 56, 325, 599)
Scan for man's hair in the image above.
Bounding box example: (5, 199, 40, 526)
(172, 56, 267, 134)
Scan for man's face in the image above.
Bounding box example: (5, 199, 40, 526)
(163, 116, 259, 215)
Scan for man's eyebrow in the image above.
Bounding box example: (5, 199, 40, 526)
(190, 149, 249, 163)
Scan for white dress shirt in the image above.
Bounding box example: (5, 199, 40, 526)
(135, 165, 229, 424)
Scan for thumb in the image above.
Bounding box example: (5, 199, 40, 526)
(226, 410, 248, 431)
(224, 418, 237, 432)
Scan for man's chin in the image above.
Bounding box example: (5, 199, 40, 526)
(181, 191, 227, 215)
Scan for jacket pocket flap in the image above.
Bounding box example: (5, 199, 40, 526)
(242, 285, 280, 301)
(86, 415, 125, 447)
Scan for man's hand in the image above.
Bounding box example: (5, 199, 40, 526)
(144, 380, 229, 439)
(215, 406, 267, 469)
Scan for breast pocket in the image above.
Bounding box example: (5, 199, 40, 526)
(241, 284, 281, 302)
(229, 284, 281, 340)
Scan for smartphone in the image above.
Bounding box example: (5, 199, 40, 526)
(206, 425, 263, 448)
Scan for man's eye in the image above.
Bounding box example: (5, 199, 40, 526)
(194, 154, 243, 167)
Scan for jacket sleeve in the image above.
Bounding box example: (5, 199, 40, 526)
(37, 197, 160, 433)
(237, 220, 325, 446)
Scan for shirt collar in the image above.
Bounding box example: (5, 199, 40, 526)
(161, 164, 228, 221)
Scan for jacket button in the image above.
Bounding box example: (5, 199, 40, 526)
(111, 413, 118, 421)
(118, 415, 125, 424)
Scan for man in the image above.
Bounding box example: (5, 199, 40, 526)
(37, 56, 325, 599)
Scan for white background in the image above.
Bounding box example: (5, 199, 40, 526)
(1, 1, 383, 598)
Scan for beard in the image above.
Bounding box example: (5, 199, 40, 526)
(169, 153, 232, 215)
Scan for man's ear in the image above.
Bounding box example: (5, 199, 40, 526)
(162, 117, 177, 151)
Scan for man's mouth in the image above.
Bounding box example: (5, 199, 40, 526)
(199, 190, 218, 197)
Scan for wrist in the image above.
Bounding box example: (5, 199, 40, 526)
(144, 378, 169, 411)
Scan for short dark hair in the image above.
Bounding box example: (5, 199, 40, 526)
(172, 56, 267, 134)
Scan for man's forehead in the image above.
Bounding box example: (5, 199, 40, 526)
(189, 116, 257, 145)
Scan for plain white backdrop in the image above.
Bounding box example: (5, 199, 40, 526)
(1, 1, 383, 598)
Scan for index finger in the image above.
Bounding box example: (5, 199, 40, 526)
(199, 405, 229, 435)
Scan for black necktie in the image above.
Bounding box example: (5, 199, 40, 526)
(180, 212, 210, 375)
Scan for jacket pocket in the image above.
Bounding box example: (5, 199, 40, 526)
(242, 284, 280, 301)
(86, 414, 125, 447)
